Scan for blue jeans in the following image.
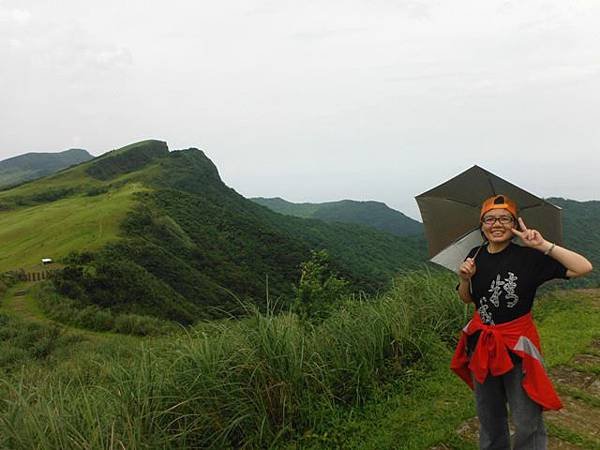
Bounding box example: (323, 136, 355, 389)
(473, 355, 547, 450)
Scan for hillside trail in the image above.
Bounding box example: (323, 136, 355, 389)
(432, 289, 600, 450)
(1, 282, 53, 324)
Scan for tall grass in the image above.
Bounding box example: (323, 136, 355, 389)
(0, 269, 465, 449)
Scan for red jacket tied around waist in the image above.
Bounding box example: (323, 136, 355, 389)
(450, 311, 562, 411)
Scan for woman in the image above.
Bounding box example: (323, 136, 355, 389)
(450, 194, 593, 450)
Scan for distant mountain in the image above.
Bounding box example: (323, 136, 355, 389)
(546, 197, 600, 287)
(0, 148, 93, 189)
(252, 197, 423, 237)
(0, 140, 427, 324)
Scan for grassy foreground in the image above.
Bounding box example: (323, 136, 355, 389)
(0, 273, 598, 449)
(0, 270, 461, 449)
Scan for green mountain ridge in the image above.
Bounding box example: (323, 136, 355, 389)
(0, 148, 93, 189)
(0, 140, 427, 323)
(251, 197, 423, 236)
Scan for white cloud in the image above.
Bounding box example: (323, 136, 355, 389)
(8, 37, 21, 48)
(94, 47, 132, 65)
(0, 7, 31, 24)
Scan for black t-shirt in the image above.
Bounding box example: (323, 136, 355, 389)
(461, 242, 569, 353)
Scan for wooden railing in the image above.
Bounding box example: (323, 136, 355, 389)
(25, 270, 57, 282)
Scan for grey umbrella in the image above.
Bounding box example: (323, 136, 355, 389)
(415, 165, 563, 272)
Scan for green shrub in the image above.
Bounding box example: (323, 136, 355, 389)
(0, 313, 74, 371)
(293, 249, 350, 322)
(34, 283, 174, 336)
(51, 253, 199, 324)
(85, 186, 110, 196)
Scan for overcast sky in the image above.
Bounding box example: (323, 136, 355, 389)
(1, 0, 599, 220)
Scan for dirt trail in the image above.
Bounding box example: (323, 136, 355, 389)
(0, 282, 50, 323)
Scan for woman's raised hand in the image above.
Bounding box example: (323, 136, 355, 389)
(458, 257, 476, 281)
(511, 217, 546, 249)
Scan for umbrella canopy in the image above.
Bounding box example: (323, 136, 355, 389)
(415, 165, 563, 272)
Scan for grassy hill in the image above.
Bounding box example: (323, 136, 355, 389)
(0, 148, 597, 449)
(252, 197, 423, 237)
(0, 141, 165, 270)
(0, 148, 93, 190)
(0, 140, 427, 323)
(0, 183, 145, 270)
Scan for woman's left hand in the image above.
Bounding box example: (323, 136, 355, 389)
(511, 217, 546, 250)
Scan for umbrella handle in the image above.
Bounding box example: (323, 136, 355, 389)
(468, 242, 486, 296)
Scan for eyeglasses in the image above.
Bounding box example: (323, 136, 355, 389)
(482, 215, 514, 226)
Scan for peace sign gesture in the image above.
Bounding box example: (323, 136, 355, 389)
(511, 217, 546, 249)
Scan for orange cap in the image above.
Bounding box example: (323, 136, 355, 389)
(480, 194, 518, 220)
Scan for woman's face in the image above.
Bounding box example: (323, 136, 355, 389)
(480, 208, 515, 244)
